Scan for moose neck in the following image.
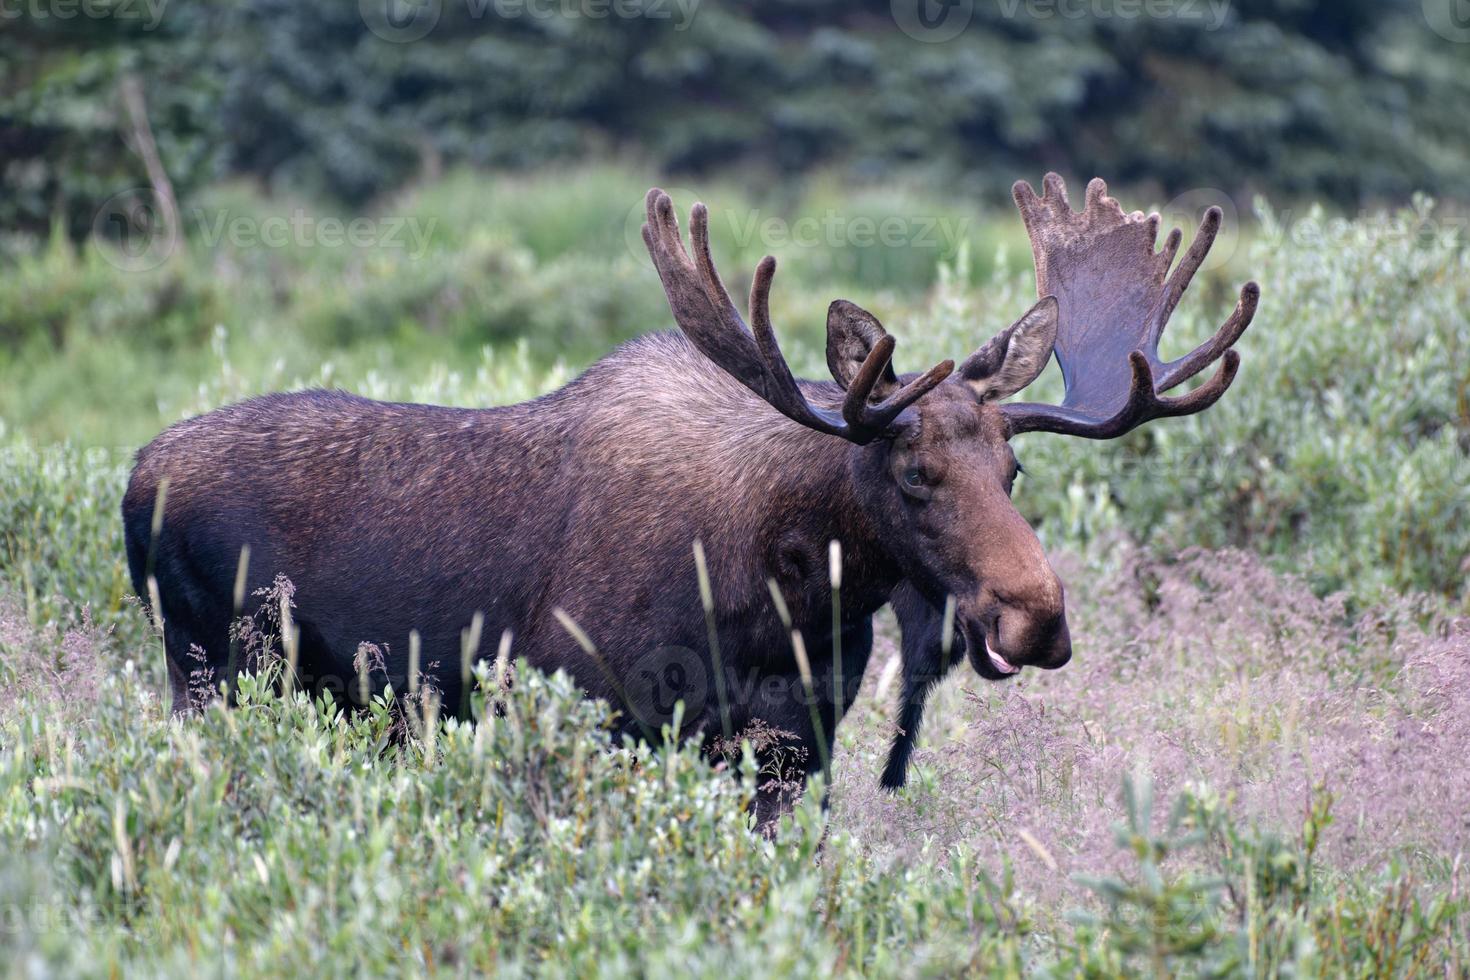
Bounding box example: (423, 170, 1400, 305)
(557, 333, 903, 629)
(748, 390, 902, 628)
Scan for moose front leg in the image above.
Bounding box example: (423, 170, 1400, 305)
(749, 619, 875, 833)
(882, 581, 965, 790)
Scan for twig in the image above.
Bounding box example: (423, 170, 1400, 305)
(119, 73, 180, 254)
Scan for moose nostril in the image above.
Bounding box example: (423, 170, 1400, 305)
(993, 606, 1071, 669)
(1037, 613, 1072, 669)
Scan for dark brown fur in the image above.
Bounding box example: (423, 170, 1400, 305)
(123, 330, 1067, 814)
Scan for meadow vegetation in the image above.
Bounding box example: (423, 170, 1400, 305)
(0, 168, 1466, 975)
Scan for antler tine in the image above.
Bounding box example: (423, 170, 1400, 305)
(747, 255, 794, 389)
(1157, 280, 1259, 391)
(642, 189, 769, 395)
(839, 335, 899, 428)
(748, 254, 952, 440)
(1158, 226, 1184, 277)
(1042, 172, 1069, 205)
(748, 256, 953, 439)
(1116, 349, 1240, 432)
(1156, 206, 1222, 333)
(747, 257, 846, 438)
(1007, 349, 1240, 438)
(643, 188, 689, 275)
(854, 358, 955, 431)
(689, 201, 743, 327)
(643, 188, 947, 445)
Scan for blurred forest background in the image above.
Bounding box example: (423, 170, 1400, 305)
(5, 0, 1470, 239)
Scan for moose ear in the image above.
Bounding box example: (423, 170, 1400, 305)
(826, 300, 900, 397)
(958, 296, 1059, 402)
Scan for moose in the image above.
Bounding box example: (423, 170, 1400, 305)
(124, 174, 1258, 824)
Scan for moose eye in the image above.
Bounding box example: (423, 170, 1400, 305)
(900, 467, 933, 501)
(1004, 459, 1025, 497)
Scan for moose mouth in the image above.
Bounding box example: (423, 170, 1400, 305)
(984, 639, 1021, 676)
(961, 618, 1021, 680)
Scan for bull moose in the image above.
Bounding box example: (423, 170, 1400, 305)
(123, 174, 1258, 824)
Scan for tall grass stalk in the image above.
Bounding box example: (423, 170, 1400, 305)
(693, 539, 734, 743)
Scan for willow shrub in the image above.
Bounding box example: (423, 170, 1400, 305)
(0, 649, 1032, 977)
(1, 612, 1464, 977)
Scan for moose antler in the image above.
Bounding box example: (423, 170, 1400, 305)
(1001, 174, 1259, 438)
(641, 189, 953, 444)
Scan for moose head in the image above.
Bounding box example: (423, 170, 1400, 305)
(642, 174, 1258, 683)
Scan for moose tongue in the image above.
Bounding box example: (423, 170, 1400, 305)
(985, 641, 1020, 675)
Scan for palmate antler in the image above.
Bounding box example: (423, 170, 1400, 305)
(641, 189, 954, 444)
(1001, 174, 1259, 438)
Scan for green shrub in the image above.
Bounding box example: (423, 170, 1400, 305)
(1, 620, 1464, 976)
(0, 439, 131, 628)
(1057, 775, 1468, 977)
(0, 651, 1035, 977)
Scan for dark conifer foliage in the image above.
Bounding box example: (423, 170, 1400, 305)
(5, 0, 1468, 237)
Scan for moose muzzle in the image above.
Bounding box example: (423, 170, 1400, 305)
(961, 571, 1072, 679)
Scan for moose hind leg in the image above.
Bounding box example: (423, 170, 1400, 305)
(162, 618, 231, 714)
